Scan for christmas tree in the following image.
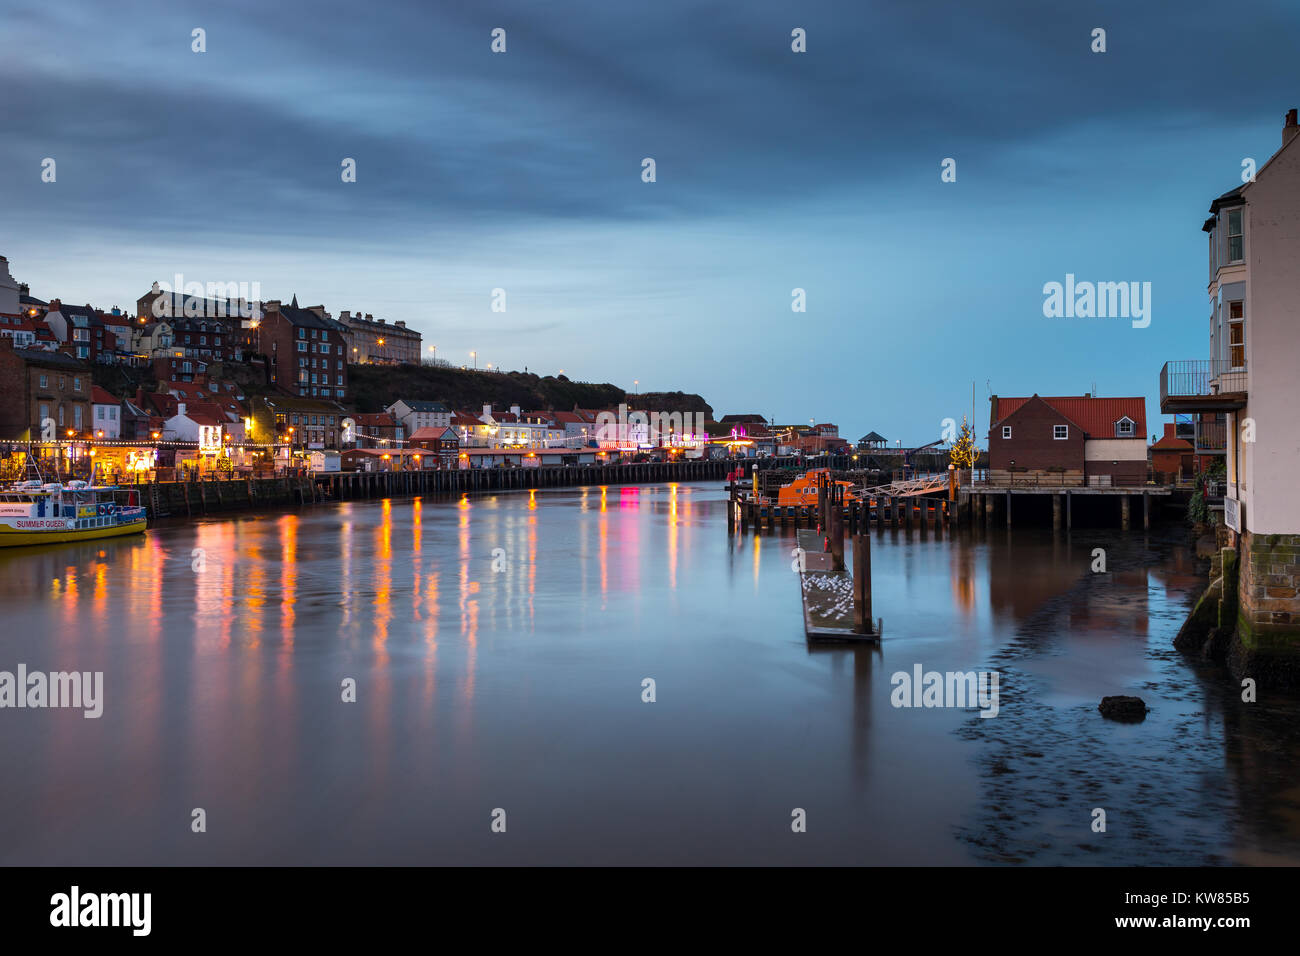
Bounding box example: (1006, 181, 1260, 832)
(949, 416, 978, 469)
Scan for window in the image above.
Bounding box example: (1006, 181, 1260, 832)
(1229, 300, 1245, 369)
(39, 403, 49, 424)
(1001, 426, 1012, 439)
(1115, 417, 1135, 437)
(297, 341, 307, 353)
(1227, 209, 1244, 262)
(74, 406, 82, 430)
(298, 328, 305, 339)
(39, 374, 47, 389)
(96, 405, 104, 420)
(337, 375, 343, 386)
(1053, 425, 1068, 440)
(73, 377, 81, 391)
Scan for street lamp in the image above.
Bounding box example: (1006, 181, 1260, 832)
(471, 351, 477, 369)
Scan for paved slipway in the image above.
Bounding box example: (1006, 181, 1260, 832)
(955, 527, 1300, 865)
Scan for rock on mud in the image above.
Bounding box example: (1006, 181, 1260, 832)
(1098, 696, 1148, 722)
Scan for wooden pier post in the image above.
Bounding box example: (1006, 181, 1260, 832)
(1121, 494, 1130, 531)
(853, 531, 871, 635)
(1053, 493, 1062, 531)
(1143, 492, 1150, 531)
(830, 506, 845, 571)
(1066, 490, 1072, 530)
(1005, 489, 1012, 529)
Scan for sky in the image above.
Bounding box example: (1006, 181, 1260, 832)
(3, 0, 1299, 444)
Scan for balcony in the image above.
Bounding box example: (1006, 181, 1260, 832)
(1193, 420, 1227, 455)
(1159, 360, 1247, 413)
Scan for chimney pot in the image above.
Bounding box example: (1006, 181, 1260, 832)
(1285, 108, 1299, 147)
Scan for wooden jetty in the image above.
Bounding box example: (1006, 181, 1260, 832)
(792, 479, 880, 643)
(730, 470, 954, 536)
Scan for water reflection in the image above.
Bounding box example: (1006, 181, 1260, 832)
(0, 486, 1297, 864)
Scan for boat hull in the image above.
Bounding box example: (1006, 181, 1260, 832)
(0, 518, 147, 548)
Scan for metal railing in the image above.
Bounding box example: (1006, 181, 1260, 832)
(1194, 420, 1227, 453)
(974, 473, 1148, 489)
(1160, 359, 1247, 404)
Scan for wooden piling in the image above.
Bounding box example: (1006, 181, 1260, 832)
(853, 531, 871, 634)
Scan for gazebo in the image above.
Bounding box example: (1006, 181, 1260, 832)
(857, 431, 888, 451)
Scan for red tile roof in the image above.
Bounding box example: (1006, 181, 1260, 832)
(408, 426, 458, 441)
(1150, 433, 1193, 451)
(90, 385, 118, 405)
(353, 412, 397, 427)
(993, 395, 1146, 439)
(177, 402, 227, 427)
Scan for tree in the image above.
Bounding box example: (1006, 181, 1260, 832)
(949, 416, 978, 469)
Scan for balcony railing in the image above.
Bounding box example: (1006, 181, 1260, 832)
(1159, 360, 1247, 408)
(1194, 420, 1227, 454)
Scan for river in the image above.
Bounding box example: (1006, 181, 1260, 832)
(2, 481, 1298, 865)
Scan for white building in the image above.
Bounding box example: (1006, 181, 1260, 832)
(1161, 107, 1300, 681)
(90, 386, 121, 439)
(387, 399, 451, 435)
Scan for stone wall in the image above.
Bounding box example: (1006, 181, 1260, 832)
(1234, 530, 1300, 687)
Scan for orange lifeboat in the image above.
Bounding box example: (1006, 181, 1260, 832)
(776, 469, 864, 507)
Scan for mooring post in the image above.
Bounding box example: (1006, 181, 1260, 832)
(1005, 489, 1011, 529)
(1121, 494, 1130, 531)
(1143, 492, 1150, 530)
(830, 505, 845, 570)
(853, 531, 871, 634)
(1053, 493, 1062, 531)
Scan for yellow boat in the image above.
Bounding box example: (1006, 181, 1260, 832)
(0, 480, 147, 548)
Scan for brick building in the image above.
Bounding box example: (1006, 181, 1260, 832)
(1150, 424, 1194, 482)
(257, 299, 348, 401)
(0, 339, 93, 441)
(336, 310, 422, 365)
(988, 394, 1147, 486)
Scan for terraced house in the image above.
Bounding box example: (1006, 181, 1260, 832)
(258, 298, 348, 402)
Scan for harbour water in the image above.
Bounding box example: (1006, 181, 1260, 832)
(2, 481, 1298, 865)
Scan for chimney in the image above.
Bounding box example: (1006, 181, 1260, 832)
(50, 298, 62, 312)
(1163, 423, 1176, 439)
(1285, 108, 1299, 147)
(394, 320, 405, 328)
(483, 403, 492, 420)
(177, 402, 186, 416)
(510, 404, 521, 418)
